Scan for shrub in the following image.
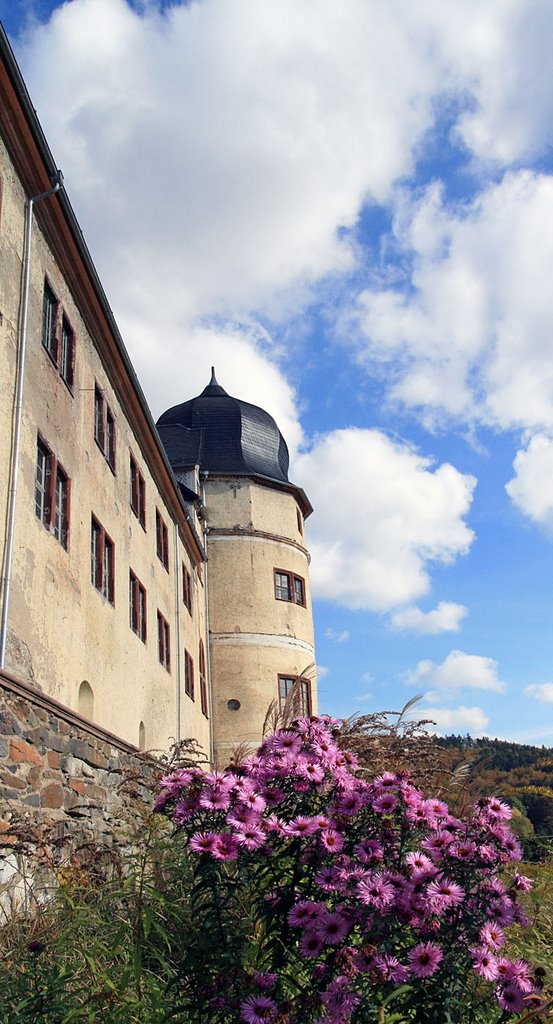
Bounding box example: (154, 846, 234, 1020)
(157, 714, 548, 1024)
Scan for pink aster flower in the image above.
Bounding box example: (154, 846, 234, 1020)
(320, 828, 344, 853)
(316, 910, 350, 945)
(373, 771, 400, 790)
(300, 929, 324, 957)
(472, 947, 499, 981)
(426, 877, 465, 912)
(480, 922, 506, 950)
(240, 994, 278, 1024)
(337, 792, 364, 815)
(354, 839, 384, 863)
(284, 816, 319, 838)
(373, 955, 410, 984)
(315, 866, 342, 891)
(287, 900, 325, 927)
(234, 823, 267, 850)
(189, 831, 218, 854)
(267, 730, 302, 755)
(513, 872, 533, 892)
(253, 972, 278, 990)
(200, 788, 232, 811)
(503, 835, 522, 860)
(496, 984, 526, 1013)
(405, 851, 434, 875)
(357, 873, 396, 910)
(408, 941, 443, 978)
(372, 792, 398, 815)
(212, 833, 240, 860)
(485, 797, 512, 820)
(263, 787, 286, 807)
(297, 758, 325, 783)
(449, 840, 476, 861)
(227, 806, 260, 829)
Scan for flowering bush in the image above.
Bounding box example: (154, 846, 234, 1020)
(156, 715, 545, 1024)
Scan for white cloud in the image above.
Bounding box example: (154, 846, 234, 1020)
(506, 434, 553, 532)
(415, 704, 490, 735)
(296, 430, 475, 611)
(406, 649, 505, 695)
(390, 601, 467, 634)
(316, 665, 330, 679)
(524, 683, 553, 703)
(355, 691, 374, 703)
(324, 628, 350, 644)
(353, 171, 553, 434)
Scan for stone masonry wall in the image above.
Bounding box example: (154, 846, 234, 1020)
(0, 668, 167, 907)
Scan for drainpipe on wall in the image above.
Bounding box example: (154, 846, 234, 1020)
(201, 472, 215, 766)
(0, 172, 63, 670)
(173, 521, 183, 744)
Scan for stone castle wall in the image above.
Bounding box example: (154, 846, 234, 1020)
(0, 668, 172, 906)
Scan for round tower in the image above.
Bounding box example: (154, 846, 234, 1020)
(157, 370, 316, 763)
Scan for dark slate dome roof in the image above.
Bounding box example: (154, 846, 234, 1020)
(156, 369, 290, 484)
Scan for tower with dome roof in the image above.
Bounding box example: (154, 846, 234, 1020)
(157, 369, 317, 763)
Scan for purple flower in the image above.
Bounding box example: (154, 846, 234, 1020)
(513, 872, 533, 892)
(287, 900, 325, 927)
(253, 972, 278, 990)
(234, 823, 267, 850)
(372, 793, 398, 815)
(426, 876, 465, 912)
(408, 942, 443, 978)
(373, 954, 410, 983)
(212, 833, 240, 860)
(316, 910, 350, 945)
(496, 984, 526, 1013)
(284, 816, 319, 838)
(472, 947, 499, 982)
(357, 873, 396, 910)
(240, 994, 278, 1024)
(480, 922, 506, 950)
(320, 828, 344, 853)
(300, 929, 324, 957)
(189, 832, 218, 854)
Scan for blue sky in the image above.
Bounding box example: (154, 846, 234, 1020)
(3, 0, 553, 743)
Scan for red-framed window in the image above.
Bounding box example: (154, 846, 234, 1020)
(156, 509, 169, 570)
(184, 649, 194, 699)
(182, 564, 192, 614)
(278, 675, 312, 716)
(157, 611, 170, 671)
(35, 436, 70, 550)
(91, 516, 115, 603)
(129, 570, 147, 642)
(199, 640, 208, 717)
(274, 569, 306, 606)
(130, 454, 146, 527)
(94, 384, 116, 471)
(41, 279, 75, 390)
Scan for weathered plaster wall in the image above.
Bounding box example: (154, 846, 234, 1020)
(205, 479, 316, 761)
(0, 135, 210, 756)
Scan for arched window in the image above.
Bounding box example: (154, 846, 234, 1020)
(78, 680, 94, 719)
(138, 720, 146, 751)
(199, 640, 208, 718)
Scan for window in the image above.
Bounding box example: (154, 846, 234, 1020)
(274, 569, 306, 606)
(278, 675, 312, 716)
(94, 384, 116, 471)
(34, 437, 70, 549)
(184, 649, 194, 700)
(94, 386, 105, 449)
(157, 611, 170, 671)
(60, 315, 75, 389)
(199, 640, 208, 717)
(78, 680, 94, 719)
(297, 507, 303, 536)
(42, 280, 58, 362)
(106, 409, 116, 471)
(129, 570, 147, 642)
(182, 564, 192, 614)
(156, 509, 169, 570)
(130, 455, 146, 527)
(91, 516, 114, 603)
(41, 279, 76, 390)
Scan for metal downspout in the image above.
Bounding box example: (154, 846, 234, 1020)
(0, 174, 63, 669)
(174, 522, 182, 743)
(201, 473, 215, 766)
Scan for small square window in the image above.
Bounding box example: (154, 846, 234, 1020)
(274, 569, 306, 606)
(35, 437, 70, 549)
(278, 675, 311, 716)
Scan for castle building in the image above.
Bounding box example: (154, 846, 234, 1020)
(0, 25, 316, 765)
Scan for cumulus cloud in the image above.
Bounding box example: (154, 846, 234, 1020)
(506, 434, 553, 532)
(390, 601, 467, 634)
(296, 430, 475, 611)
(353, 172, 553, 434)
(415, 705, 490, 735)
(524, 683, 553, 702)
(406, 650, 505, 695)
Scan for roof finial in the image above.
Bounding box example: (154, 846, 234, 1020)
(210, 366, 218, 385)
